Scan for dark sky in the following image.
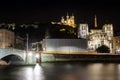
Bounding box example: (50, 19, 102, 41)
(0, 0, 120, 30)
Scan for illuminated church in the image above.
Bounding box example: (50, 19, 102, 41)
(51, 13, 76, 28)
(78, 15, 114, 53)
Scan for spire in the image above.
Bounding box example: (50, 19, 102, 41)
(67, 12, 69, 16)
(61, 16, 64, 23)
(71, 13, 74, 18)
(66, 12, 69, 19)
(94, 15, 98, 28)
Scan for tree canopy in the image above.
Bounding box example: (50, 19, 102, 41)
(96, 45, 110, 53)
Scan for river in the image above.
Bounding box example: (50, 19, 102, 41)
(0, 62, 120, 80)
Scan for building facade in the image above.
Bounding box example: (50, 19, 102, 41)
(78, 15, 115, 53)
(78, 24, 89, 39)
(78, 16, 114, 53)
(42, 39, 89, 53)
(88, 25, 113, 53)
(0, 29, 15, 48)
(0, 29, 25, 49)
(113, 36, 120, 54)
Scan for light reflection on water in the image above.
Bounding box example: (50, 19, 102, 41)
(0, 62, 120, 80)
(16, 64, 45, 80)
(34, 64, 45, 80)
(86, 63, 117, 80)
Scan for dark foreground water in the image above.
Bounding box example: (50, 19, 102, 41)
(0, 62, 120, 80)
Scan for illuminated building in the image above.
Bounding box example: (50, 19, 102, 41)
(88, 24, 113, 53)
(113, 36, 120, 54)
(51, 13, 76, 28)
(78, 24, 89, 39)
(0, 29, 15, 48)
(0, 29, 24, 48)
(78, 16, 114, 53)
(42, 39, 88, 53)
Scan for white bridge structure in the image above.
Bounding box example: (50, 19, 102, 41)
(0, 48, 37, 64)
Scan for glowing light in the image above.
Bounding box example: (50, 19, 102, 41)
(43, 48, 45, 51)
(36, 53, 39, 58)
(60, 28, 65, 31)
(28, 51, 32, 56)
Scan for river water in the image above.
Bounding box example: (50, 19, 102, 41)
(0, 62, 120, 80)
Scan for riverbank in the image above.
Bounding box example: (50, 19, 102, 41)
(0, 60, 10, 65)
(41, 53, 120, 62)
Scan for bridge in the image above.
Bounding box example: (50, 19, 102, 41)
(0, 48, 37, 65)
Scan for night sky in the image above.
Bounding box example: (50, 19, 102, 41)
(0, 0, 120, 30)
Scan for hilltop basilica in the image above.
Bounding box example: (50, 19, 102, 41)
(51, 13, 76, 28)
(52, 14, 114, 53)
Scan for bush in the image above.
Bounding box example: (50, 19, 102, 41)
(96, 45, 110, 53)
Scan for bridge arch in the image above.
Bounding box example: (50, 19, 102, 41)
(1, 54, 24, 64)
(0, 49, 37, 64)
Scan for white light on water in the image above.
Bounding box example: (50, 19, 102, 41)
(23, 67, 34, 80)
(34, 64, 45, 80)
(20, 64, 45, 80)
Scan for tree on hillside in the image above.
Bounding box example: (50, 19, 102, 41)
(49, 24, 77, 38)
(96, 45, 110, 53)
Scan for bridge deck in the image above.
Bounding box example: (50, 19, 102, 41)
(40, 51, 97, 54)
